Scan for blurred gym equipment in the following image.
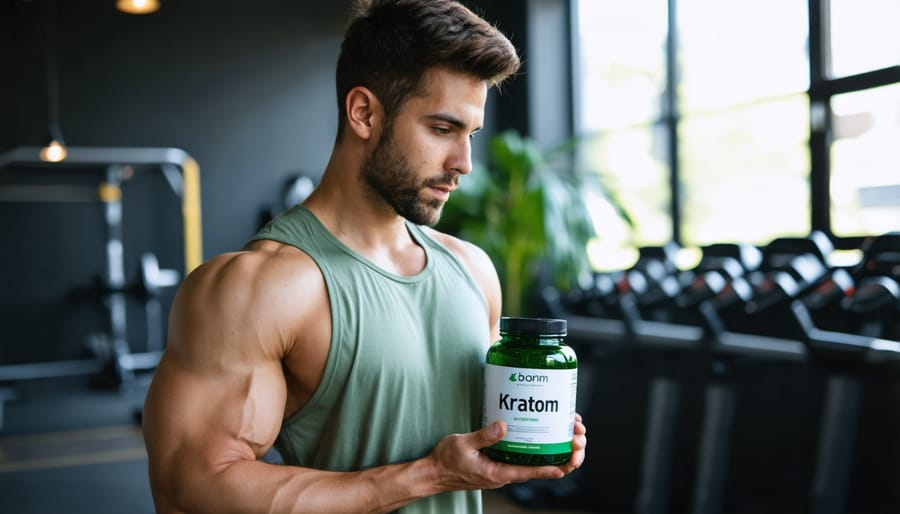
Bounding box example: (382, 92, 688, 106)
(537, 231, 900, 514)
(0, 146, 201, 430)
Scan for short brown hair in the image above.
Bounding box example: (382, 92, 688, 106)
(335, 0, 520, 140)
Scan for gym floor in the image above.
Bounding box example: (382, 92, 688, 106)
(0, 376, 593, 514)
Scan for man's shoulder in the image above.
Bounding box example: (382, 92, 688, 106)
(179, 241, 325, 312)
(421, 227, 491, 268)
(421, 226, 501, 327)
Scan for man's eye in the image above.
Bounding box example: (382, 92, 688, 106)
(434, 127, 450, 135)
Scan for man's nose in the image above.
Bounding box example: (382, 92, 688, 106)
(446, 137, 472, 175)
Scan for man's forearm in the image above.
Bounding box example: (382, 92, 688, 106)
(155, 454, 443, 514)
(149, 420, 576, 513)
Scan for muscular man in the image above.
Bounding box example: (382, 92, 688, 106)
(142, 1, 587, 512)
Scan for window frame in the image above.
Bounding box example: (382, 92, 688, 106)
(570, 0, 900, 251)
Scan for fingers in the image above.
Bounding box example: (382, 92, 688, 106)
(573, 417, 587, 442)
(574, 412, 586, 432)
(556, 413, 587, 474)
(442, 416, 587, 489)
(473, 421, 567, 483)
(484, 415, 587, 481)
(495, 464, 565, 484)
(473, 421, 506, 449)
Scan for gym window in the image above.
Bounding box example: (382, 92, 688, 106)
(573, 0, 900, 270)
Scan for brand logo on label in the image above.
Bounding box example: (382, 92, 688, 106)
(508, 372, 549, 383)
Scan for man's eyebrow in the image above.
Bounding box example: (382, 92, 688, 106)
(425, 113, 481, 132)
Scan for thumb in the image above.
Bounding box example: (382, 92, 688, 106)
(473, 420, 506, 449)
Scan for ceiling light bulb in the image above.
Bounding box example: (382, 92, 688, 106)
(116, 0, 160, 15)
(39, 138, 68, 163)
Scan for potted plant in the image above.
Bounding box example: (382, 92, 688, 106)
(439, 130, 628, 316)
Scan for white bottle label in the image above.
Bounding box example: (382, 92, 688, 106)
(483, 363, 577, 455)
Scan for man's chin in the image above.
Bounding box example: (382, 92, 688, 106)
(418, 211, 443, 227)
(402, 202, 444, 226)
(424, 202, 446, 226)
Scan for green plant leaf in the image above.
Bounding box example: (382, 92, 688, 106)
(437, 129, 628, 316)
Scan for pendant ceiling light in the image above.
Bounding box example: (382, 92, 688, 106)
(116, 0, 160, 15)
(38, 135, 67, 163)
(39, 0, 66, 163)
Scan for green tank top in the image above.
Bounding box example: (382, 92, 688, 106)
(251, 204, 490, 514)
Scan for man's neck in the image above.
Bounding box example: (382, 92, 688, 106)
(303, 164, 426, 277)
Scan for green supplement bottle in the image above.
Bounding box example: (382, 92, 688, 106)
(482, 317, 578, 466)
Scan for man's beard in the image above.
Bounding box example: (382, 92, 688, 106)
(361, 127, 456, 226)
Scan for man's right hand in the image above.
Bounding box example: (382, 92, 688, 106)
(427, 416, 587, 493)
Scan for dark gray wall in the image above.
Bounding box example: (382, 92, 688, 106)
(3, 0, 351, 258)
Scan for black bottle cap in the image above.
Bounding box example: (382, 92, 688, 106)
(500, 317, 567, 336)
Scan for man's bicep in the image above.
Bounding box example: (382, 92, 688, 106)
(143, 344, 289, 511)
(149, 351, 287, 451)
(143, 271, 289, 496)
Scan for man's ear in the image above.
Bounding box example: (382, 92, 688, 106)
(345, 86, 383, 141)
